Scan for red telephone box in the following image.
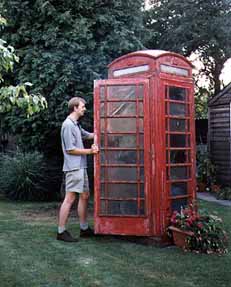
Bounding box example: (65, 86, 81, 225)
(93, 50, 196, 239)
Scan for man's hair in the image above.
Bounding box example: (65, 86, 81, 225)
(68, 97, 86, 113)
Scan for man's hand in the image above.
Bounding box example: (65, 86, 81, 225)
(91, 144, 99, 154)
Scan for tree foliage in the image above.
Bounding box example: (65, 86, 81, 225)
(146, 0, 231, 95)
(0, 16, 47, 117)
(1, 0, 146, 150)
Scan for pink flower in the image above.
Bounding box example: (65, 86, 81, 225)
(197, 223, 203, 229)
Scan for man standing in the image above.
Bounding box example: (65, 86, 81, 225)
(57, 97, 98, 242)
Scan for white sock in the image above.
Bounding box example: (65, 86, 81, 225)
(80, 222, 88, 230)
(58, 226, 66, 234)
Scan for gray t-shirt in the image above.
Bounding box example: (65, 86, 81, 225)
(61, 117, 92, 172)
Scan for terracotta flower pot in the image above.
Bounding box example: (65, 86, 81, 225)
(168, 226, 194, 249)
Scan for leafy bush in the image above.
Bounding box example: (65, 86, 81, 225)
(216, 187, 231, 200)
(0, 151, 61, 201)
(196, 151, 216, 185)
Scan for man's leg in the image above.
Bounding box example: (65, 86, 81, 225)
(78, 191, 89, 226)
(57, 192, 78, 242)
(78, 191, 94, 236)
(58, 192, 76, 229)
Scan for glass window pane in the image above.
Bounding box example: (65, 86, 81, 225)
(100, 135, 104, 147)
(101, 150, 142, 164)
(139, 103, 144, 116)
(138, 85, 144, 100)
(170, 103, 186, 116)
(100, 86, 105, 101)
(161, 65, 189, 77)
(100, 134, 144, 148)
(105, 118, 143, 133)
(101, 167, 137, 181)
(100, 200, 107, 213)
(140, 200, 145, 215)
(140, 183, 144, 198)
(100, 103, 105, 116)
(108, 200, 138, 215)
(139, 151, 144, 164)
(171, 182, 187, 196)
(113, 65, 149, 77)
(140, 167, 144, 181)
(100, 119, 105, 132)
(100, 134, 143, 148)
(139, 119, 144, 132)
(171, 198, 188, 212)
(107, 102, 135, 116)
(106, 102, 143, 116)
(139, 134, 144, 147)
(170, 119, 186, 131)
(170, 167, 189, 179)
(169, 87, 186, 101)
(170, 134, 187, 147)
(108, 118, 136, 133)
(101, 183, 137, 199)
(100, 184, 105, 197)
(170, 150, 188, 163)
(100, 184, 145, 200)
(108, 85, 136, 100)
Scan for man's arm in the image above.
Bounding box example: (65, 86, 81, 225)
(86, 132, 94, 140)
(67, 144, 98, 155)
(80, 127, 94, 140)
(62, 124, 97, 155)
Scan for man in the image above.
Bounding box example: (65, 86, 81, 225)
(57, 97, 98, 242)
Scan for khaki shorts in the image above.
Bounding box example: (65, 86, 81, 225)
(65, 169, 89, 193)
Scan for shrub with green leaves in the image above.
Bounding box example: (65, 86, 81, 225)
(216, 187, 231, 200)
(0, 151, 56, 201)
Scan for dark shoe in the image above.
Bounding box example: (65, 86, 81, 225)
(56, 230, 78, 242)
(80, 227, 94, 237)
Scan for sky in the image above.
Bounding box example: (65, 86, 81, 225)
(220, 59, 231, 86)
(189, 53, 231, 89)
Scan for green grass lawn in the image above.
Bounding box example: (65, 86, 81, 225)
(0, 197, 231, 287)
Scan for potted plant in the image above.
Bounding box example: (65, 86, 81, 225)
(196, 151, 217, 192)
(168, 203, 228, 254)
(196, 151, 208, 192)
